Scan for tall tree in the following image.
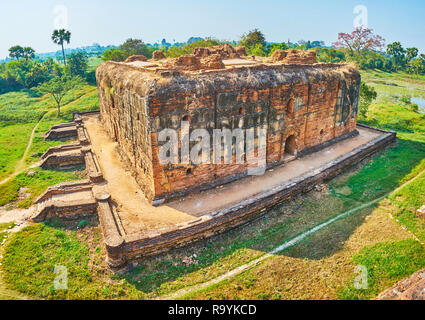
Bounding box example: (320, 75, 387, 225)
(333, 27, 385, 57)
(9, 46, 24, 60)
(408, 54, 425, 75)
(9, 46, 35, 61)
(120, 38, 149, 57)
(102, 48, 127, 62)
(52, 29, 72, 65)
(406, 47, 419, 62)
(67, 52, 88, 77)
(239, 29, 266, 50)
(359, 82, 377, 119)
(37, 75, 82, 117)
(22, 47, 35, 61)
(387, 42, 406, 70)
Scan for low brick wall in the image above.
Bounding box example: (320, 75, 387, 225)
(40, 152, 85, 169)
(34, 180, 93, 204)
(41, 200, 98, 222)
(83, 148, 104, 183)
(41, 143, 82, 160)
(44, 123, 78, 141)
(99, 126, 396, 266)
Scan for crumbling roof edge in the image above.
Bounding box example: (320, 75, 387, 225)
(99, 60, 358, 78)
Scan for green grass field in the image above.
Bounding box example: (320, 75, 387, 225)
(1, 71, 425, 300)
(0, 85, 99, 208)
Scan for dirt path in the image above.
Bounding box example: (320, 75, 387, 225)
(0, 276, 29, 300)
(159, 166, 425, 300)
(83, 116, 195, 235)
(14, 117, 43, 174)
(0, 114, 46, 186)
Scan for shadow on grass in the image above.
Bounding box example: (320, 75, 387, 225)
(44, 215, 100, 231)
(283, 205, 376, 260)
(28, 134, 425, 297)
(108, 137, 425, 296)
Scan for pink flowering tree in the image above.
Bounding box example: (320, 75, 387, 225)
(333, 27, 385, 57)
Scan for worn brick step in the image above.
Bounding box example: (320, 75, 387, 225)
(41, 143, 82, 160)
(34, 180, 93, 204)
(32, 189, 97, 222)
(44, 122, 78, 141)
(40, 149, 85, 169)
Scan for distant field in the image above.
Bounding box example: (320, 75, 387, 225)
(88, 56, 103, 72)
(362, 70, 425, 112)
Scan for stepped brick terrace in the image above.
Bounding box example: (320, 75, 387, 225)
(34, 47, 397, 267)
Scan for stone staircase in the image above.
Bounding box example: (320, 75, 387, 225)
(44, 122, 78, 141)
(40, 144, 104, 183)
(41, 143, 82, 160)
(32, 181, 98, 222)
(40, 147, 85, 169)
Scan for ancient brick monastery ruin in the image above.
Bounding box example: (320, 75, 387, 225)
(36, 45, 396, 267)
(97, 45, 360, 204)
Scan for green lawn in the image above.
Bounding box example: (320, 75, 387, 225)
(0, 85, 99, 208)
(339, 239, 425, 300)
(0, 123, 37, 181)
(1, 224, 142, 300)
(0, 167, 85, 208)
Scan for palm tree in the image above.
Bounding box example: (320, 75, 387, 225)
(52, 29, 71, 65)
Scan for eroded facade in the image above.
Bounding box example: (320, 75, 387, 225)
(96, 50, 361, 204)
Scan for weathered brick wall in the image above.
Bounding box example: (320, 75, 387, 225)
(96, 62, 360, 203)
(97, 66, 155, 200)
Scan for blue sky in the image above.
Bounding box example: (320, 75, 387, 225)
(1, 0, 424, 58)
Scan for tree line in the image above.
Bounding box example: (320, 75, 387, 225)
(3, 27, 424, 117)
(101, 28, 425, 77)
(0, 29, 92, 116)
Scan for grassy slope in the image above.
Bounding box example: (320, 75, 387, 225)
(2, 71, 425, 300)
(0, 123, 36, 180)
(0, 85, 99, 208)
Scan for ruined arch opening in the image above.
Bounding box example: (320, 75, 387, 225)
(284, 135, 297, 156)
